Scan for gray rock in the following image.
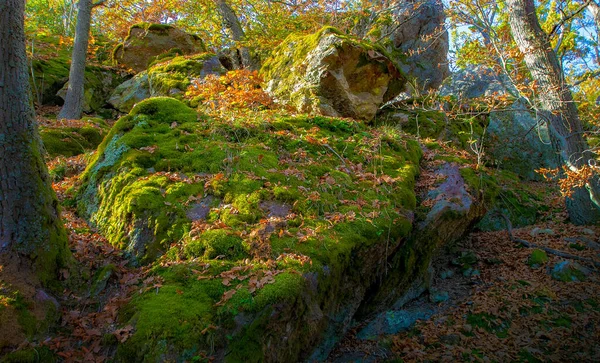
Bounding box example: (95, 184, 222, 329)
(551, 260, 590, 282)
(57, 66, 129, 113)
(371, 0, 449, 91)
(429, 289, 449, 303)
(357, 308, 433, 340)
(530, 227, 555, 237)
(261, 28, 404, 121)
(440, 269, 454, 279)
(440, 66, 558, 180)
(108, 73, 151, 113)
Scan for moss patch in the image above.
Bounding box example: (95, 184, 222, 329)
(527, 249, 549, 267)
(40, 118, 110, 157)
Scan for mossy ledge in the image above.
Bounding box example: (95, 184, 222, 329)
(75, 97, 438, 360)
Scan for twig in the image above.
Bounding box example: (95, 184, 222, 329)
(493, 212, 600, 268)
(322, 143, 350, 173)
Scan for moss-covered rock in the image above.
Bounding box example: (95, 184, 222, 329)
(261, 27, 405, 121)
(75, 96, 433, 360)
(528, 249, 549, 267)
(57, 65, 130, 113)
(108, 54, 225, 112)
(113, 23, 206, 73)
(40, 118, 110, 157)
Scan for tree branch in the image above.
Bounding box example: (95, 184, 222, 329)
(547, 0, 592, 39)
(493, 212, 600, 269)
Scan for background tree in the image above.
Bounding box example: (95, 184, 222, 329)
(0, 0, 69, 283)
(506, 0, 600, 224)
(58, 0, 105, 120)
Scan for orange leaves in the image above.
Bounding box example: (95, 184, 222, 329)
(186, 69, 274, 113)
(215, 265, 282, 305)
(538, 165, 598, 198)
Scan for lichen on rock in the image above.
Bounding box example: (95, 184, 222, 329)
(261, 27, 405, 121)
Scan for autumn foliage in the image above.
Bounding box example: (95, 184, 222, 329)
(186, 69, 274, 112)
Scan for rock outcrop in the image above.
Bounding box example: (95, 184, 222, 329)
(440, 66, 558, 180)
(261, 27, 405, 121)
(113, 23, 206, 73)
(108, 53, 225, 112)
(365, 0, 449, 91)
(76, 96, 487, 361)
(57, 66, 129, 113)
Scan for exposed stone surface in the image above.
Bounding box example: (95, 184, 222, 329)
(551, 260, 590, 282)
(113, 23, 206, 73)
(440, 66, 558, 180)
(57, 66, 129, 113)
(261, 27, 404, 121)
(108, 53, 225, 112)
(366, 0, 449, 91)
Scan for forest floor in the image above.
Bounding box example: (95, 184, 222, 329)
(34, 152, 600, 362)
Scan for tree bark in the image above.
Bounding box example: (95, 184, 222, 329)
(215, 0, 254, 69)
(0, 0, 69, 283)
(58, 0, 93, 120)
(507, 0, 600, 225)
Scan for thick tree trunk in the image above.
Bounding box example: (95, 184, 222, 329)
(215, 0, 254, 69)
(507, 0, 600, 225)
(58, 0, 93, 120)
(0, 0, 69, 283)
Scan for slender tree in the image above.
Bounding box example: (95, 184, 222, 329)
(506, 0, 600, 225)
(58, 0, 104, 120)
(215, 0, 254, 69)
(0, 0, 69, 283)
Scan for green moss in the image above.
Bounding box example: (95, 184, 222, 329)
(527, 249, 549, 267)
(184, 230, 247, 260)
(41, 122, 108, 157)
(0, 347, 56, 363)
(147, 53, 219, 96)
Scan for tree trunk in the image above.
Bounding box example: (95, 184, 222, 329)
(215, 0, 254, 69)
(58, 0, 93, 120)
(0, 0, 69, 283)
(507, 0, 600, 225)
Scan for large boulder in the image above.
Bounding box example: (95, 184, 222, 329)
(108, 53, 225, 112)
(76, 97, 487, 361)
(365, 0, 449, 91)
(440, 66, 558, 180)
(261, 27, 405, 121)
(113, 23, 206, 73)
(57, 66, 129, 113)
